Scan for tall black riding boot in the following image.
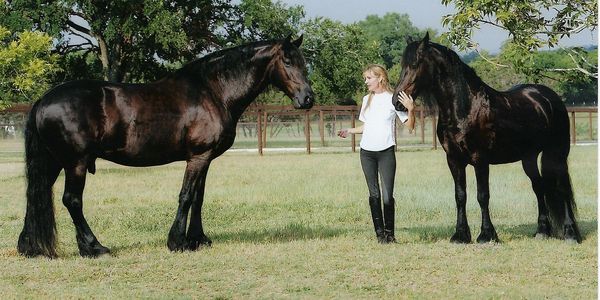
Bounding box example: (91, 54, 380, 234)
(383, 198, 396, 243)
(368, 196, 386, 243)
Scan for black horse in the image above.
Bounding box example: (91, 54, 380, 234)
(18, 35, 314, 258)
(392, 33, 581, 243)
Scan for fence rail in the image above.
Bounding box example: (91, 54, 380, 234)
(1, 104, 597, 154)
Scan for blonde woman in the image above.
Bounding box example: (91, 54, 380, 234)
(338, 64, 415, 243)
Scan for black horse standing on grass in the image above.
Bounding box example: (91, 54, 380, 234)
(392, 33, 581, 243)
(18, 36, 314, 258)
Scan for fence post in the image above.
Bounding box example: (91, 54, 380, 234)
(305, 109, 311, 154)
(432, 116, 437, 150)
(589, 111, 593, 141)
(257, 107, 263, 155)
(351, 110, 356, 152)
(319, 110, 325, 146)
(419, 108, 425, 144)
(262, 111, 268, 148)
(571, 111, 576, 145)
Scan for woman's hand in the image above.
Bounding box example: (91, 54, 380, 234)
(337, 129, 349, 138)
(398, 91, 415, 112)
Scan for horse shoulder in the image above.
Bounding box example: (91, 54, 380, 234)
(183, 97, 234, 152)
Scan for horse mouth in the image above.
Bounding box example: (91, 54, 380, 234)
(293, 94, 314, 109)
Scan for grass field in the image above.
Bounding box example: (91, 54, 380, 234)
(0, 138, 597, 298)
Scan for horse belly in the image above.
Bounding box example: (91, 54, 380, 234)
(99, 117, 188, 166)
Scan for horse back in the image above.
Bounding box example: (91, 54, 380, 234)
(485, 84, 568, 162)
(34, 79, 231, 167)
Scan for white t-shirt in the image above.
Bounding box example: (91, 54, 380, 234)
(359, 91, 408, 151)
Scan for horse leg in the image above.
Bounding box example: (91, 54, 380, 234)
(168, 156, 210, 251)
(521, 156, 551, 238)
(474, 163, 499, 243)
(63, 163, 110, 257)
(187, 163, 212, 250)
(447, 156, 471, 243)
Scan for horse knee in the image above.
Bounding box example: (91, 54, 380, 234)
(62, 193, 82, 210)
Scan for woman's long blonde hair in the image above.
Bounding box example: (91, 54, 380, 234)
(363, 64, 393, 110)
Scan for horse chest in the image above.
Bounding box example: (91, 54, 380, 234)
(439, 125, 494, 164)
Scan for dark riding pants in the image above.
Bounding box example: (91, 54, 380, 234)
(360, 146, 396, 205)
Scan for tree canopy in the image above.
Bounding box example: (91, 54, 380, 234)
(357, 13, 427, 69)
(0, 26, 59, 109)
(441, 0, 598, 79)
(301, 18, 380, 104)
(0, 0, 596, 107)
(2, 0, 235, 82)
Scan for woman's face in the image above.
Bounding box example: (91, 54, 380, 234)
(364, 71, 382, 93)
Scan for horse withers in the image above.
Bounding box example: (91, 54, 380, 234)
(392, 32, 581, 244)
(18, 35, 314, 258)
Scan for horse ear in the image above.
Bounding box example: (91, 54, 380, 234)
(292, 34, 303, 47)
(284, 34, 293, 45)
(406, 35, 414, 44)
(417, 32, 430, 60)
(422, 31, 430, 44)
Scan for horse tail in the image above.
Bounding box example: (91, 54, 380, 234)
(540, 99, 581, 243)
(17, 103, 60, 258)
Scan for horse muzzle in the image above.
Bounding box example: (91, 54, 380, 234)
(293, 90, 314, 109)
(392, 84, 416, 112)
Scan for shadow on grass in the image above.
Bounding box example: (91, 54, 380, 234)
(93, 219, 597, 257)
(212, 222, 349, 244)
(399, 220, 597, 243)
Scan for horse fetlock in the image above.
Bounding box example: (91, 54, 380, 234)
(563, 225, 581, 244)
(186, 235, 212, 251)
(167, 230, 188, 252)
(18, 233, 57, 258)
(535, 220, 552, 238)
(450, 227, 471, 244)
(476, 228, 499, 243)
(78, 243, 110, 258)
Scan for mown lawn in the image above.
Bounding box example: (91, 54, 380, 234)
(0, 139, 596, 298)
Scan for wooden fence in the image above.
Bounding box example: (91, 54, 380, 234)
(1, 104, 597, 154)
(241, 104, 597, 155)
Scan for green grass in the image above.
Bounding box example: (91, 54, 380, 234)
(0, 139, 597, 298)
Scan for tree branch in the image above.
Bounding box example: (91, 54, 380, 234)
(547, 67, 598, 78)
(474, 18, 508, 31)
(67, 20, 92, 36)
(470, 45, 509, 68)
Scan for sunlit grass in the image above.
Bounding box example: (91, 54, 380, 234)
(0, 139, 596, 298)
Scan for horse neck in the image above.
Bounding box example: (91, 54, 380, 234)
(219, 57, 273, 121)
(430, 63, 494, 125)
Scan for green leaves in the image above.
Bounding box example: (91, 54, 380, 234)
(0, 27, 59, 109)
(442, 0, 598, 78)
(301, 18, 379, 103)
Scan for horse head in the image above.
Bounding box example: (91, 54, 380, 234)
(269, 35, 315, 109)
(392, 32, 435, 111)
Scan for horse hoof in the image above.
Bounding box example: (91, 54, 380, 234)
(186, 235, 212, 251)
(167, 240, 187, 252)
(563, 225, 581, 244)
(565, 238, 579, 245)
(476, 231, 499, 243)
(534, 233, 549, 239)
(80, 244, 111, 258)
(476, 236, 500, 243)
(450, 233, 471, 244)
(450, 230, 471, 244)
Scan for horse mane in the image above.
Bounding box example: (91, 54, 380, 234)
(414, 42, 491, 111)
(170, 40, 277, 80)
